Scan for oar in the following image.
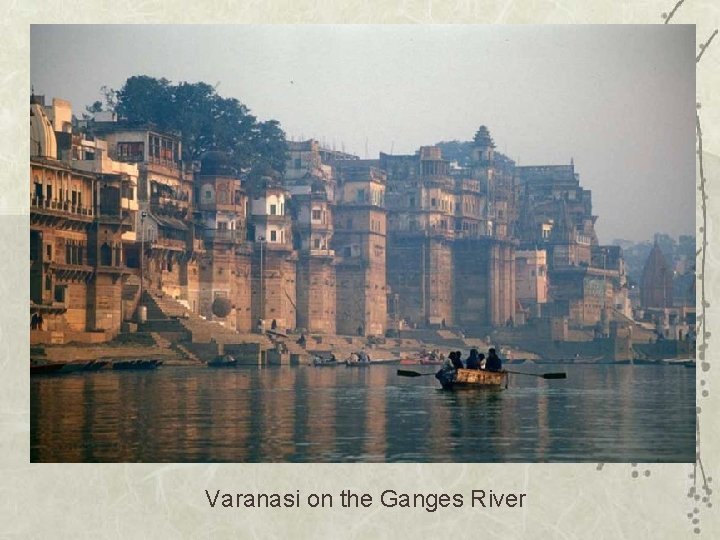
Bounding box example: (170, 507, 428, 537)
(397, 369, 436, 377)
(505, 369, 566, 380)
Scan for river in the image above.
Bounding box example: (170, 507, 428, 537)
(31, 363, 695, 462)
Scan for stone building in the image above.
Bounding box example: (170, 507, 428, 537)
(248, 177, 297, 332)
(91, 119, 195, 302)
(640, 242, 673, 309)
(30, 96, 132, 344)
(515, 249, 548, 317)
(516, 162, 627, 327)
(195, 151, 253, 330)
(383, 127, 517, 331)
(285, 141, 337, 334)
(333, 160, 388, 336)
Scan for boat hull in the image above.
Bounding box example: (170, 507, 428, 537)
(436, 368, 508, 390)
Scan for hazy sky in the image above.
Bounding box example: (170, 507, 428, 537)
(31, 25, 696, 243)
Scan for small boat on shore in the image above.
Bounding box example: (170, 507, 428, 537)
(31, 359, 110, 375)
(207, 355, 238, 368)
(312, 355, 338, 367)
(111, 359, 162, 370)
(435, 367, 508, 390)
(345, 358, 400, 367)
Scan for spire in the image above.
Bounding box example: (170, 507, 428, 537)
(473, 125, 495, 149)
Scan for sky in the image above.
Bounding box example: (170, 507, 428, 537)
(30, 25, 696, 243)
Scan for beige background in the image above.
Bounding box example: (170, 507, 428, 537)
(2, 2, 718, 538)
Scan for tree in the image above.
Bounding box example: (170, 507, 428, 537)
(98, 75, 288, 174)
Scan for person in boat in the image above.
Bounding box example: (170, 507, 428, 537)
(450, 351, 464, 370)
(466, 349, 481, 370)
(485, 348, 502, 372)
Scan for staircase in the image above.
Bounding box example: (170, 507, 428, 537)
(143, 289, 274, 349)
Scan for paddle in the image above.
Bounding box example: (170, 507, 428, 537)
(505, 369, 566, 380)
(397, 369, 436, 377)
(397, 368, 566, 380)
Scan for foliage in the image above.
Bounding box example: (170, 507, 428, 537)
(97, 75, 287, 174)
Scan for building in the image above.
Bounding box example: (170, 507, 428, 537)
(640, 242, 673, 309)
(31, 96, 132, 344)
(333, 160, 388, 336)
(285, 141, 337, 334)
(195, 151, 253, 330)
(383, 127, 517, 331)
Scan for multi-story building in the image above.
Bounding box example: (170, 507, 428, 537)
(30, 96, 131, 343)
(195, 151, 253, 330)
(248, 177, 297, 332)
(285, 141, 337, 334)
(516, 162, 627, 327)
(333, 160, 388, 336)
(383, 127, 517, 331)
(91, 119, 194, 301)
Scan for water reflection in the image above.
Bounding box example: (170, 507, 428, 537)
(31, 364, 695, 463)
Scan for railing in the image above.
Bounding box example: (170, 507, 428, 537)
(31, 196, 93, 217)
(204, 229, 245, 242)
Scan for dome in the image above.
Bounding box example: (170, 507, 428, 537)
(200, 151, 235, 176)
(30, 103, 57, 160)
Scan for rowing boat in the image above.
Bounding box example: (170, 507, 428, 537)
(435, 367, 508, 390)
(345, 358, 401, 367)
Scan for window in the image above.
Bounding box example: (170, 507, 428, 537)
(205, 190, 212, 199)
(294, 158, 301, 168)
(46, 244, 52, 260)
(117, 142, 144, 162)
(312, 209, 322, 221)
(270, 204, 277, 215)
(314, 238, 321, 249)
(346, 218, 353, 229)
(270, 230, 277, 242)
(409, 197, 415, 208)
(357, 189, 365, 202)
(431, 198, 436, 207)
(46, 185, 52, 201)
(218, 222, 228, 230)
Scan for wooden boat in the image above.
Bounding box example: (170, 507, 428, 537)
(207, 355, 238, 368)
(435, 367, 508, 390)
(31, 359, 110, 375)
(31, 361, 66, 375)
(312, 356, 338, 367)
(111, 359, 162, 370)
(345, 358, 401, 367)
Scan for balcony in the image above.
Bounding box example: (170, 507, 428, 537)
(31, 196, 94, 218)
(204, 229, 246, 244)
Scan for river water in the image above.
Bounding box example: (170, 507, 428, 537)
(31, 363, 695, 462)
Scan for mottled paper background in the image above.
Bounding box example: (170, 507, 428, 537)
(1, 2, 718, 538)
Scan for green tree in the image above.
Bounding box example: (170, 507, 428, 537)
(101, 75, 287, 174)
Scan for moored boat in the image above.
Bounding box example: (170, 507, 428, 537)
(207, 354, 238, 368)
(112, 359, 162, 370)
(345, 358, 400, 367)
(312, 355, 338, 367)
(435, 367, 508, 390)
